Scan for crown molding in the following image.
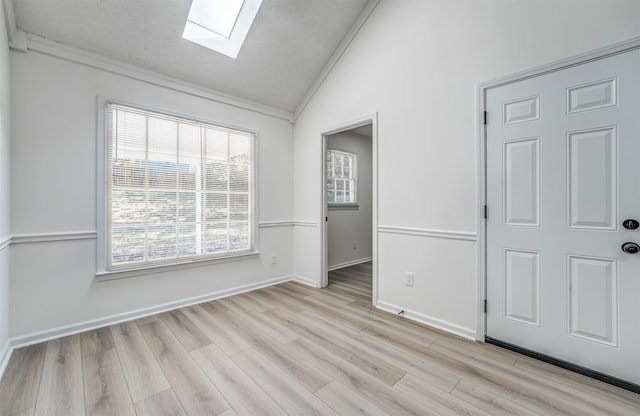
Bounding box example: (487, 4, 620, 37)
(22, 34, 295, 122)
(6, 0, 380, 123)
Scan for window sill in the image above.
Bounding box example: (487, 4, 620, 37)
(96, 250, 261, 281)
(328, 203, 360, 211)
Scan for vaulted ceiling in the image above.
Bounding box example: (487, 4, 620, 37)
(9, 0, 375, 113)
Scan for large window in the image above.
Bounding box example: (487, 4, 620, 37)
(103, 102, 255, 272)
(327, 149, 357, 208)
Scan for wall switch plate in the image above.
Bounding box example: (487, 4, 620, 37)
(405, 272, 414, 286)
(353, 241, 357, 249)
(271, 254, 278, 265)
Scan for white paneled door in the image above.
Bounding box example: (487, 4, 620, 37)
(486, 48, 640, 385)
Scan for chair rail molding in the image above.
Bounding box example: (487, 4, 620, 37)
(0, 235, 10, 251)
(10, 231, 98, 245)
(293, 221, 319, 228)
(258, 221, 295, 228)
(377, 225, 476, 242)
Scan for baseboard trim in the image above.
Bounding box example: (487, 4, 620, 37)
(485, 337, 640, 394)
(376, 300, 476, 340)
(0, 339, 12, 382)
(328, 257, 372, 271)
(291, 275, 321, 288)
(8, 275, 295, 349)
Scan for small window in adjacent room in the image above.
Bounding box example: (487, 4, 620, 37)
(327, 149, 358, 210)
(100, 101, 256, 276)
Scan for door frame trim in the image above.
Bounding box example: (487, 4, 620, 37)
(476, 36, 640, 341)
(320, 114, 379, 305)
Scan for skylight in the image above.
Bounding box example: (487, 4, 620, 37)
(182, 0, 262, 59)
(189, 0, 244, 39)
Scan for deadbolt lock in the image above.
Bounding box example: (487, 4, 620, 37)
(621, 242, 640, 254)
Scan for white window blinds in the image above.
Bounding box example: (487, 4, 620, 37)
(327, 149, 357, 204)
(105, 103, 254, 270)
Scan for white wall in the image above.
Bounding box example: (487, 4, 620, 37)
(9, 46, 294, 338)
(293, 0, 640, 338)
(327, 131, 372, 269)
(0, 5, 10, 359)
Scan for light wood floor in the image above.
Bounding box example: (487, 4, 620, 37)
(1, 262, 639, 415)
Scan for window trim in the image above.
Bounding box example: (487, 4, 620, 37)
(328, 202, 359, 211)
(96, 96, 260, 280)
(327, 148, 358, 209)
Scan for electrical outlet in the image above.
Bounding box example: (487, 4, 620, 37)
(271, 254, 278, 265)
(353, 240, 357, 249)
(405, 272, 414, 287)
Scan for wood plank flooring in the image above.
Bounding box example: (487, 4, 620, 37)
(1, 262, 639, 415)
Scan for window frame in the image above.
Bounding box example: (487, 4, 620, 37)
(326, 148, 359, 211)
(96, 97, 259, 281)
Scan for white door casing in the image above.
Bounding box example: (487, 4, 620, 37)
(320, 114, 379, 304)
(485, 48, 640, 385)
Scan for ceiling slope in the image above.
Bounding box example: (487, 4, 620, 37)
(8, 0, 376, 114)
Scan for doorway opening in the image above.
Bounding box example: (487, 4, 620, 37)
(321, 115, 378, 305)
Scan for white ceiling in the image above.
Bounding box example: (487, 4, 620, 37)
(10, 0, 373, 113)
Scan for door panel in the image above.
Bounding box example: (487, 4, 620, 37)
(568, 127, 617, 230)
(567, 78, 617, 114)
(504, 248, 540, 326)
(567, 255, 617, 347)
(503, 95, 540, 124)
(486, 48, 640, 385)
(503, 138, 540, 226)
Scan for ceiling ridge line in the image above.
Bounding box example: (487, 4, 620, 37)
(0, 0, 27, 51)
(1, 0, 15, 41)
(22, 33, 295, 123)
(293, 0, 381, 122)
